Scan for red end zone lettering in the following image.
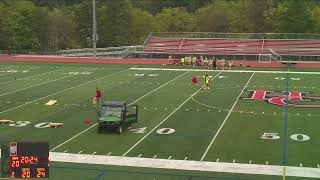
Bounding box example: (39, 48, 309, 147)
(245, 90, 268, 100)
(244, 90, 320, 108)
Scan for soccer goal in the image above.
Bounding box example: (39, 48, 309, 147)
(258, 54, 272, 63)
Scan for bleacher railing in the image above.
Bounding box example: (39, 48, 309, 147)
(58, 46, 144, 58)
(0, 46, 144, 58)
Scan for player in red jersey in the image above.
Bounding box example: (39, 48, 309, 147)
(192, 75, 198, 85)
(95, 87, 102, 106)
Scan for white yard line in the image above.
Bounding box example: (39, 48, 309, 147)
(130, 67, 320, 75)
(49, 152, 320, 179)
(200, 72, 255, 161)
(122, 72, 222, 157)
(0, 68, 62, 85)
(0, 68, 131, 115)
(50, 71, 189, 152)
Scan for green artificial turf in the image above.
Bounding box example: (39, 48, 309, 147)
(0, 62, 319, 180)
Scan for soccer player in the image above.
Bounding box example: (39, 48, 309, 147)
(192, 75, 198, 85)
(204, 74, 210, 89)
(95, 87, 102, 106)
(180, 57, 185, 66)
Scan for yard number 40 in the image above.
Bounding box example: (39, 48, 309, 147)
(261, 133, 310, 142)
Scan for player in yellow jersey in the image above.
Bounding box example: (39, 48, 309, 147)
(204, 74, 210, 89)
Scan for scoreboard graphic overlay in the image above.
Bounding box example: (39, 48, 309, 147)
(1, 142, 49, 178)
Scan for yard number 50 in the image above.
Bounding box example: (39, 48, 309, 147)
(261, 133, 310, 141)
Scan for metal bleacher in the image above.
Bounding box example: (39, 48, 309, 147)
(142, 32, 320, 62)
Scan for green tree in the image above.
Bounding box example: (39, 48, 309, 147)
(155, 7, 196, 32)
(48, 8, 75, 50)
(3, 1, 35, 49)
(310, 6, 320, 33)
(278, 0, 312, 33)
(32, 6, 50, 50)
(31, 0, 83, 8)
(195, 0, 231, 32)
(265, 1, 288, 33)
(72, 0, 92, 48)
(0, 3, 9, 49)
(130, 8, 158, 44)
(227, 0, 276, 33)
(99, 0, 134, 46)
(132, 0, 211, 14)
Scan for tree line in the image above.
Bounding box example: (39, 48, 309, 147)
(0, 0, 320, 51)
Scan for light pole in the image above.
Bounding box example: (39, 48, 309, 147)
(92, 0, 98, 58)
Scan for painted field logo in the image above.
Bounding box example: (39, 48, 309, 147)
(244, 90, 320, 108)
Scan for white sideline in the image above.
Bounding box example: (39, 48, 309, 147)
(50, 71, 189, 151)
(122, 72, 222, 156)
(0, 68, 131, 114)
(48, 152, 320, 178)
(130, 67, 320, 75)
(200, 72, 255, 161)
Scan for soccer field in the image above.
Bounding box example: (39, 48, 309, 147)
(0, 62, 320, 180)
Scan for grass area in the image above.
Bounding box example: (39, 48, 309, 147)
(0, 62, 320, 179)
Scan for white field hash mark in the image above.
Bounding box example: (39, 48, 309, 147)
(0, 68, 62, 85)
(0, 66, 40, 77)
(0, 71, 84, 97)
(0, 67, 132, 115)
(50, 71, 189, 152)
(122, 72, 222, 157)
(200, 72, 255, 161)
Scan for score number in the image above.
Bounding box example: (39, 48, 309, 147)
(22, 168, 31, 178)
(37, 168, 46, 178)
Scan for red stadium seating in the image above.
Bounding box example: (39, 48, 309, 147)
(144, 38, 320, 56)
